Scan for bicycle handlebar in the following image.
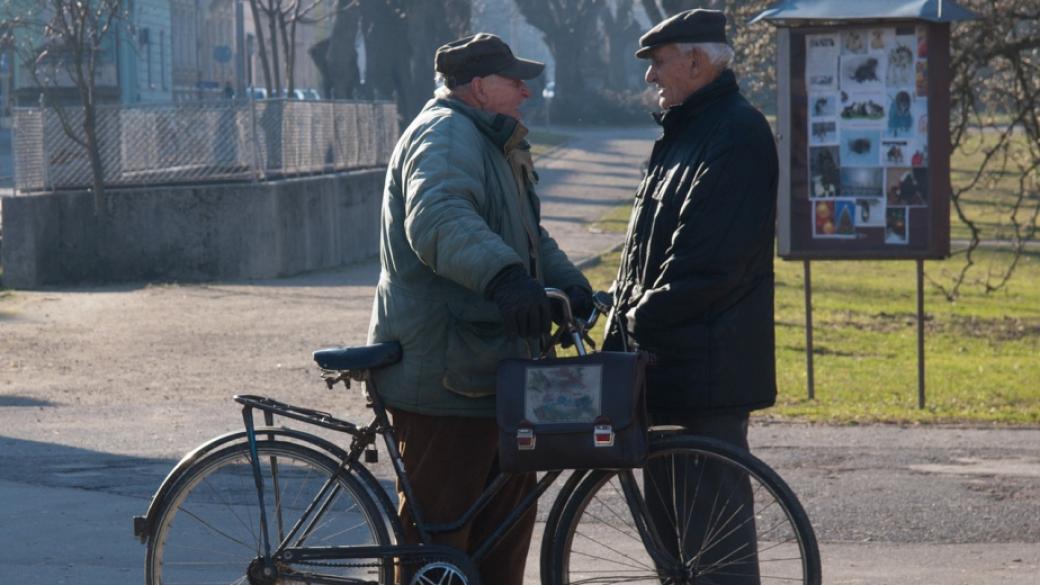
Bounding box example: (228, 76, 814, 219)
(543, 288, 613, 357)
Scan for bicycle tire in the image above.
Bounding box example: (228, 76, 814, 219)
(545, 435, 821, 584)
(145, 440, 394, 585)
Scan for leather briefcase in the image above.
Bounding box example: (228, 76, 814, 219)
(496, 351, 649, 473)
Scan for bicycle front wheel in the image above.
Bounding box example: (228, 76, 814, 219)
(546, 435, 820, 584)
(146, 440, 393, 585)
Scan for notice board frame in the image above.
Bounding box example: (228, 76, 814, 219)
(776, 21, 952, 261)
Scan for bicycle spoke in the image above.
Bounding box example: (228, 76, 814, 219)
(175, 506, 257, 552)
(199, 468, 260, 549)
(149, 441, 391, 585)
(569, 531, 655, 571)
(556, 437, 818, 585)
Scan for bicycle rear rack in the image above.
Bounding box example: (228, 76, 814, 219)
(234, 394, 358, 434)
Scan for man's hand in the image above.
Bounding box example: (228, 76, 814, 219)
(624, 305, 639, 338)
(566, 286, 594, 323)
(487, 265, 552, 339)
(552, 285, 594, 326)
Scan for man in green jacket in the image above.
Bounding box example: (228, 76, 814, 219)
(367, 33, 591, 584)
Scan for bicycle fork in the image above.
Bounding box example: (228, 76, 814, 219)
(618, 469, 689, 581)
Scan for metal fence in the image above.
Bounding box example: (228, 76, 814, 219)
(12, 99, 400, 193)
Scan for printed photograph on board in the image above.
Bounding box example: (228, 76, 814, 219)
(840, 167, 884, 197)
(915, 60, 928, 96)
(841, 54, 886, 90)
(809, 93, 838, 118)
(914, 97, 929, 139)
(840, 91, 886, 125)
(886, 89, 915, 138)
(855, 198, 886, 227)
(842, 29, 868, 55)
(916, 26, 928, 58)
(886, 167, 929, 206)
(886, 38, 915, 86)
(813, 200, 838, 237)
(834, 199, 857, 236)
(840, 129, 881, 167)
(806, 34, 840, 91)
(810, 120, 838, 145)
(809, 146, 841, 198)
(910, 142, 928, 167)
(881, 139, 911, 166)
(885, 207, 909, 244)
(867, 28, 894, 52)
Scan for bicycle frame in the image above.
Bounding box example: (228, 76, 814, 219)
(231, 288, 674, 580)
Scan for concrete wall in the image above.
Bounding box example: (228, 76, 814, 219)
(1, 169, 384, 288)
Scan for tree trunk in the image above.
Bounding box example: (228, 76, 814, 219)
(248, 0, 275, 93)
(320, 0, 360, 99)
(279, 8, 294, 94)
(267, 3, 283, 94)
(82, 99, 106, 210)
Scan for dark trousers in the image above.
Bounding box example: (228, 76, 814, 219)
(389, 408, 536, 585)
(643, 411, 761, 584)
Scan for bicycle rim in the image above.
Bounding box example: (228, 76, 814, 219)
(147, 440, 391, 585)
(552, 436, 820, 584)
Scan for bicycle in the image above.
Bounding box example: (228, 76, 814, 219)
(133, 290, 821, 585)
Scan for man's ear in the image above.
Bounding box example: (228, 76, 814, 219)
(688, 49, 701, 77)
(470, 77, 487, 106)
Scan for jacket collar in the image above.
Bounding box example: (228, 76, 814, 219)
(433, 97, 529, 153)
(652, 69, 739, 133)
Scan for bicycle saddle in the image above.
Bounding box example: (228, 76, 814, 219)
(312, 341, 402, 371)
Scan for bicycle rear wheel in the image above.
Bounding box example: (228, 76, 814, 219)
(546, 435, 820, 584)
(146, 440, 393, 585)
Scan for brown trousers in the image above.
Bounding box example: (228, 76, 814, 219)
(389, 408, 537, 585)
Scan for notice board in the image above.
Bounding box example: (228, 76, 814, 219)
(776, 22, 952, 260)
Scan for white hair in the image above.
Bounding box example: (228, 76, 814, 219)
(676, 42, 734, 69)
(433, 71, 471, 99)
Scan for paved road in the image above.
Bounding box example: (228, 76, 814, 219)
(1, 125, 1039, 585)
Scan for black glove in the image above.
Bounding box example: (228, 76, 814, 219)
(553, 285, 593, 325)
(486, 265, 551, 339)
(566, 285, 594, 323)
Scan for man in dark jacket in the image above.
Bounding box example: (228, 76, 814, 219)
(606, 9, 778, 582)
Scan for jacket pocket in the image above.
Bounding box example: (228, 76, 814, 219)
(442, 301, 529, 397)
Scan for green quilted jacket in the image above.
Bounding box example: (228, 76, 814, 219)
(367, 97, 590, 417)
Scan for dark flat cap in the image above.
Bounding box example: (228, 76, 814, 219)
(636, 9, 728, 58)
(435, 33, 544, 86)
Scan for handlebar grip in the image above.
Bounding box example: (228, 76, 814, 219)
(591, 291, 613, 314)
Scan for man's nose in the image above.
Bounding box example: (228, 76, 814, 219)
(519, 81, 530, 99)
(645, 65, 655, 84)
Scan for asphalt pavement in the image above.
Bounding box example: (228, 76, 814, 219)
(1, 125, 1038, 585)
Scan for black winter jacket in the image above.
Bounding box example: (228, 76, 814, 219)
(605, 70, 778, 413)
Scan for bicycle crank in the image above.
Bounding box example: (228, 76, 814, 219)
(409, 561, 471, 585)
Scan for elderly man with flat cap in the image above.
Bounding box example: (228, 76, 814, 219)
(605, 8, 778, 582)
(367, 33, 591, 584)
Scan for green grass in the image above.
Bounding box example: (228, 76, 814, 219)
(578, 247, 1040, 426)
(949, 130, 1038, 242)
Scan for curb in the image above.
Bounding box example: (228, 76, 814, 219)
(576, 241, 625, 271)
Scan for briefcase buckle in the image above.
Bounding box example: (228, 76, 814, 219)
(517, 428, 536, 450)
